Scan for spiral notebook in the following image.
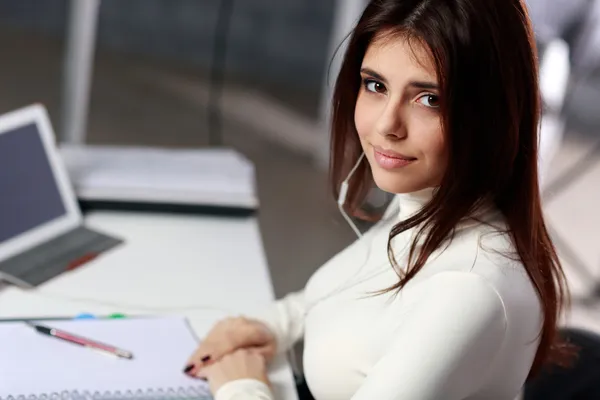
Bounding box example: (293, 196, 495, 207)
(0, 317, 212, 399)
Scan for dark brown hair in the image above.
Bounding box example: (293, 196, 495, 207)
(330, 0, 569, 374)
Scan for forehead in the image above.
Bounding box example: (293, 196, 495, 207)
(362, 31, 437, 82)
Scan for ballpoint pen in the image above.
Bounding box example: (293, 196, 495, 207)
(26, 321, 134, 359)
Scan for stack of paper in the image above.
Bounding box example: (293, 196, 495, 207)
(60, 145, 258, 214)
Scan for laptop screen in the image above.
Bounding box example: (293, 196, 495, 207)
(0, 123, 67, 244)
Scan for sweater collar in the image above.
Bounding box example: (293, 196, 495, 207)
(395, 187, 497, 230)
(396, 187, 436, 221)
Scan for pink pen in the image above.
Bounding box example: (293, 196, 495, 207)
(27, 321, 134, 359)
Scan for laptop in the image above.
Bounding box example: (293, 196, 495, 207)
(0, 104, 122, 287)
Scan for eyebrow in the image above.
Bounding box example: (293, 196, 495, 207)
(360, 67, 388, 84)
(360, 67, 439, 90)
(409, 81, 439, 90)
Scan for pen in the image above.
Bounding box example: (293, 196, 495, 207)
(26, 321, 134, 360)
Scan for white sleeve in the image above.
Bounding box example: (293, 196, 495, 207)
(351, 271, 508, 400)
(254, 290, 307, 354)
(214, 379, 274, 400)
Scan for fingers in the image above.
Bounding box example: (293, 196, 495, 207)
(184, 317, 276, 378)
(194, 345, 270, 379)
(184, 318, 241, 372)
(197, 361, 216, 380)
(185, 339, 233, 376)
(253, 342, 277, 361)
(185, 341, 274, 377)
(200, 348, 266, 382)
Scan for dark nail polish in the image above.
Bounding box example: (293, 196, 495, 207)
(201, 355, 211, 363)
(183, 364, 194, 373)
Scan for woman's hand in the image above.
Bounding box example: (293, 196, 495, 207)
(203, 349, 271, 394)
(184, 316, 276, 376)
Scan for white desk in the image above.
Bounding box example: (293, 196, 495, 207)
(0, 211, 298, 400)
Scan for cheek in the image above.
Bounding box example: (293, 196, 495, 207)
(422, 126, 448, 170)
(415, 115, 443, 148)
(429, 131, 446, 159)
(412, 118, 446, 161)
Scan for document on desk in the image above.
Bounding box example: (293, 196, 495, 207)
(60, 145, 258, 210)
(0, 317, 212, 399)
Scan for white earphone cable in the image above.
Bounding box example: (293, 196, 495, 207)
(337, 153, 365, 239)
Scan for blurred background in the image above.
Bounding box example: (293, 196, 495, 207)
(0, 0, 600, 332)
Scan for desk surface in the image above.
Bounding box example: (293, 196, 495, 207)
(0, 211, 298, 400)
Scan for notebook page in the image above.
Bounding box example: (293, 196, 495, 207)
(0, 317, 210, 396)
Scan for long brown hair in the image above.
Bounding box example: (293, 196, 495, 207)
(330, 0, 570, 374)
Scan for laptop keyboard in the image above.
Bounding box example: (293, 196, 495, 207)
(0, 226, 122, 287)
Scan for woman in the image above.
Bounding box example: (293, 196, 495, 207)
(185, 0, 570, 398)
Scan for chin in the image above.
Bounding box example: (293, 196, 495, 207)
(371, 166, 427, 194)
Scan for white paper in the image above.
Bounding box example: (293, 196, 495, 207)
(60, 145, 258, 208)
(0, 317, 211, 397)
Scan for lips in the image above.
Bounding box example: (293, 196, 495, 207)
(373, 147, 416, 169)
(373, 146, 416, 160)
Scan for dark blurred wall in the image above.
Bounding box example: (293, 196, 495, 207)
(0, 0, 335, 92)
(0, 0, 68, 32)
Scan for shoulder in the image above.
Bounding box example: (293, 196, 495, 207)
(405, 270, 508, 321)
(405, 212, 542, 325)
(438, 215, 541, 310)
(391, 271, 509, 353)
(428, 212, 527, 280)
(398, 269, 538, 355)
(408, 217, 542, 347)
(459, 217, 541, 320)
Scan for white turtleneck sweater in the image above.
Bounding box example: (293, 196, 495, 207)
(215, 190, 542, 400)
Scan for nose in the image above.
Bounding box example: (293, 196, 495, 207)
(374, 101, 407, 140)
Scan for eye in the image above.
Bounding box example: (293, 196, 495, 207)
(363, 79, 386, 94)
(417, 94, 440, 108)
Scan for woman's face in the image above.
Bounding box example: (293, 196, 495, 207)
(355, 33, 448, 194)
